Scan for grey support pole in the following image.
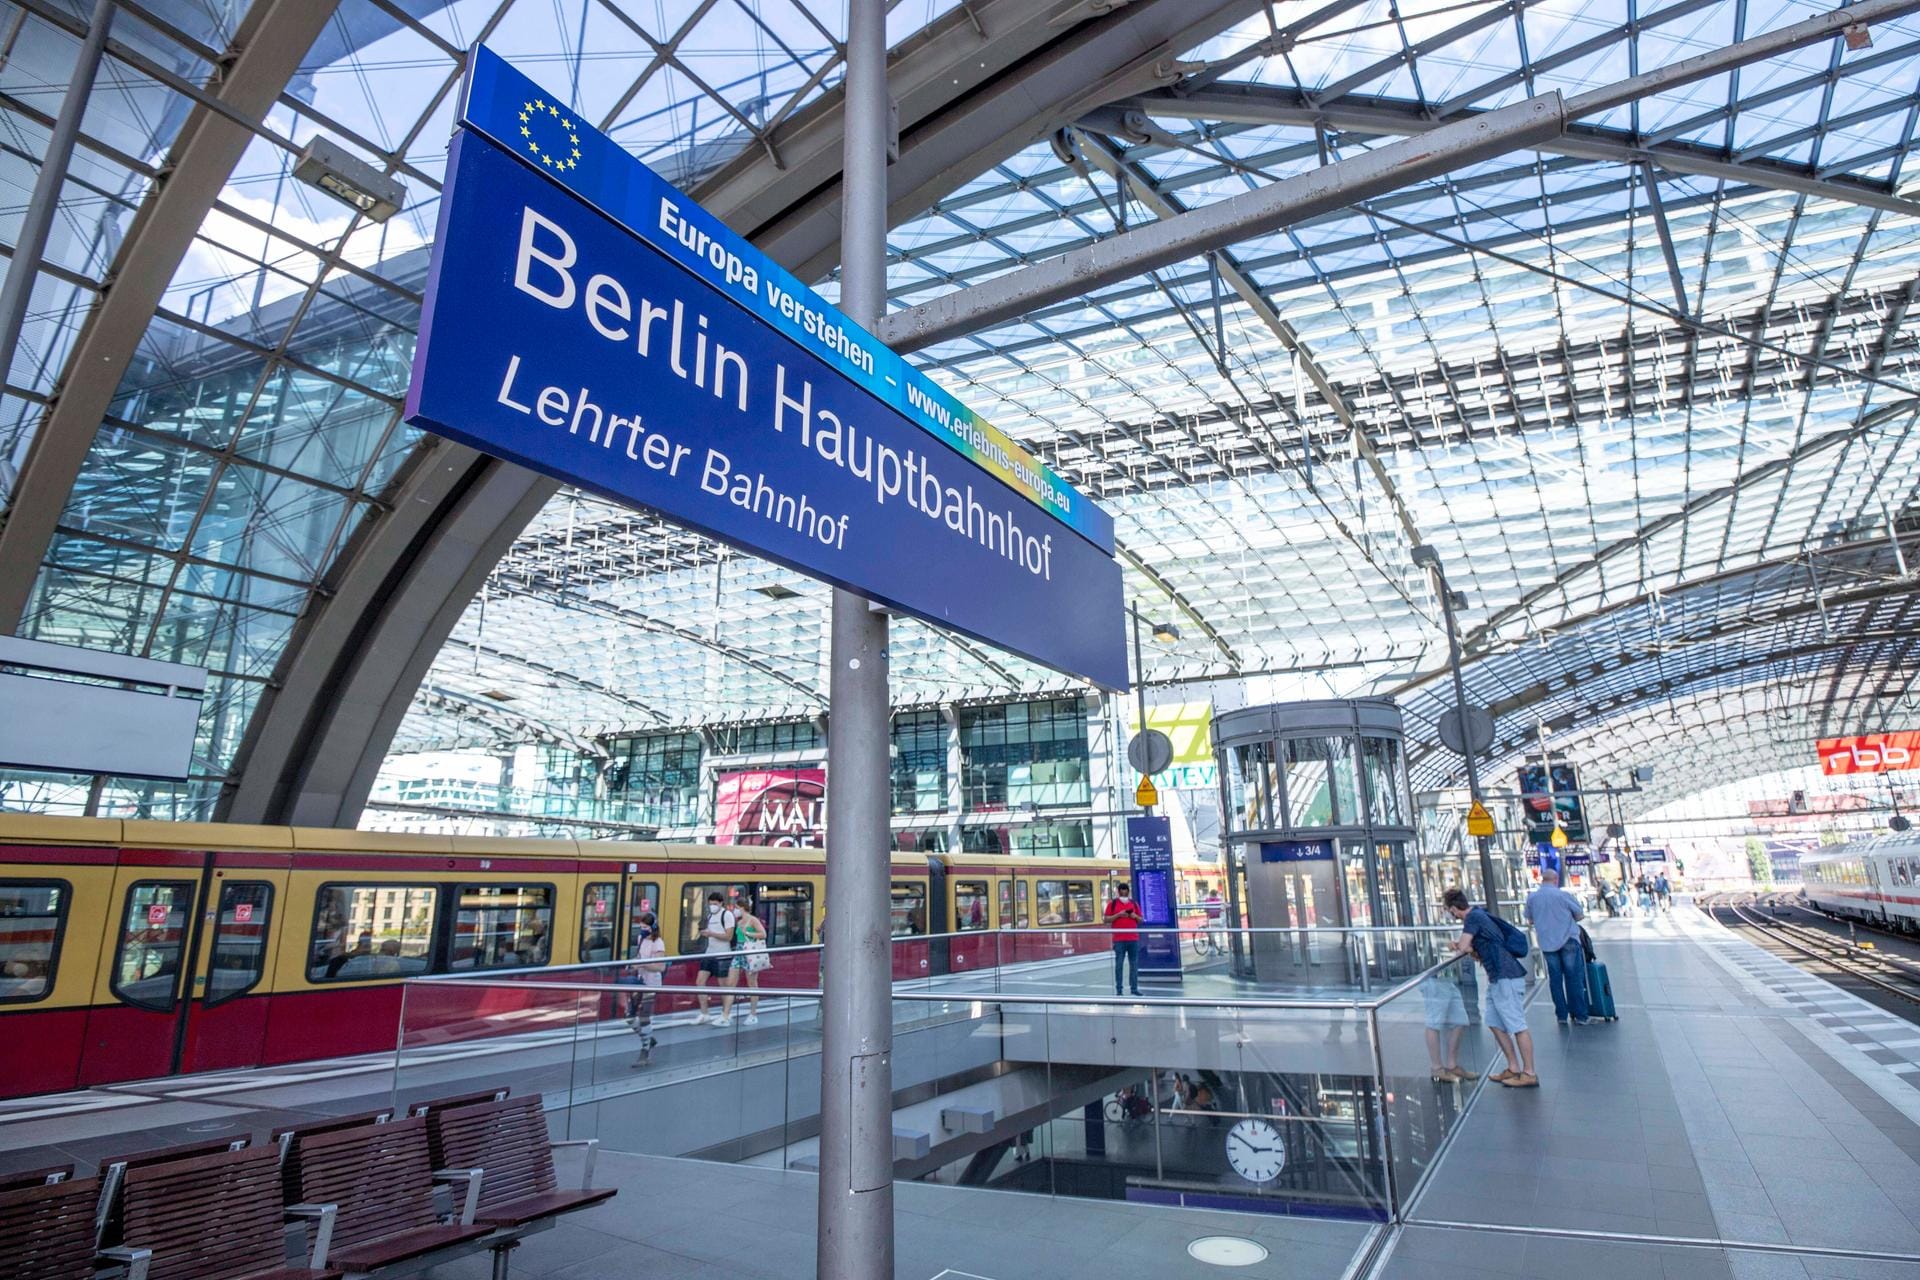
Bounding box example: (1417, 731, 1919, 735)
(1435, 576, 1497, 915)
(0, 0, 113, 403)
(817, 0, 894, 1276)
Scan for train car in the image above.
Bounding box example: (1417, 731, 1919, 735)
(1800, 831, 1920, 933)
(0, 813, 1124, 1098)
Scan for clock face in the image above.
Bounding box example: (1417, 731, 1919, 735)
(1225, 1118, 1285, 1184)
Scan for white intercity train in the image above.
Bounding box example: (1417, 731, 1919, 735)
(1801, 831, 1920, 933)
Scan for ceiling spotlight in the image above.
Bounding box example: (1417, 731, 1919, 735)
(1151, 621, 1180, 644)
(293, 135, 406, 222)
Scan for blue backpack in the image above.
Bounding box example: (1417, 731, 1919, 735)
(1492, 913, 1529, 959)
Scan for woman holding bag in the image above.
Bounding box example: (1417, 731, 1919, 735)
(729, 904, 770, 1026)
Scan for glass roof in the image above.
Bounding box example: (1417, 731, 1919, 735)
(4, 0, 1918, 815)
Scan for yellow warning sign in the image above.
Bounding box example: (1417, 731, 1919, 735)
(1135, 777, 1159, 808)
(1466, 801, 1494, 838)
(1550, 825, 1569, 849)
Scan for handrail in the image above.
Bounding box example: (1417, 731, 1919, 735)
(399, 950, 1474, 1012)
(411, 923, 1455, 983)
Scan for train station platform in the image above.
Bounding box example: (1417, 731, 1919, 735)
(6, 908, 1920, 1279)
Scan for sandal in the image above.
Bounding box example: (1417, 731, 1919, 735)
(1500, 1073, 1540, 1088)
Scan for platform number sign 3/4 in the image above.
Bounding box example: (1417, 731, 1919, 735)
(1226, 1118, 1286, 1184)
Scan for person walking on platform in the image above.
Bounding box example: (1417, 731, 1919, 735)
(1655, 871, 1673, 913)
(1445, 887, 1537, 1087)
(1105, 882, 1144, 997)
(627, 912, 665, 1066)
(1525, 869, 1589, 1026)
(694, 891, 738, 1026)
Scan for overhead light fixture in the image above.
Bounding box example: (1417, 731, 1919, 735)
(1151, 621, 1180, 644)
(755, 583, 801, 600)
(479, 689, 518, 703)
(293, 135, 406, 222)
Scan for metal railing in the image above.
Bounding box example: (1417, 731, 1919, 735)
(393, 931, 1491, 1234)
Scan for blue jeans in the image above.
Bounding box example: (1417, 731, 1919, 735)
(1544, 940, 1589, 1021)
(1112, 940, 1140, 995)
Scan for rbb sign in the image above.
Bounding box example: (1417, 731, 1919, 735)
(406, 48, 1126, 688)
(1818, 732, 1920, 775)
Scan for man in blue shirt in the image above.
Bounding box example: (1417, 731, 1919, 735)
(1445, 887, 1537, 1087)
(1525, 869, 1589, 1025)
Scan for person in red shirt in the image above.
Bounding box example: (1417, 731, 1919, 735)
(1105, 882, 1144, 997)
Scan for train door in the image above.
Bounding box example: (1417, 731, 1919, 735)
(177, 863, 290, 1073)
(1866, 857, 1889, 923)
(79, 854, 204, 1085)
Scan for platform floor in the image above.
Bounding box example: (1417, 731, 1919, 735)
(1381, 904, 1920, 1279)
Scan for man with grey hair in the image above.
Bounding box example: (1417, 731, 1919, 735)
(1526, 868, 1589, 1025)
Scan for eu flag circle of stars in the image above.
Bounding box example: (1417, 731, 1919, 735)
(519, 98, 582, 172)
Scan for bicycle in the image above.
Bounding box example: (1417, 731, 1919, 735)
(1191, 927, 1224, 959)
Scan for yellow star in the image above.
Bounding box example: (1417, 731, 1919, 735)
(533, 98, 545, 111)
(570, 147, 581, 160)
(542, 154, 553, 166)
(527, 141, 539, 153)
(547, 104, 560, 117)
(520, 126, 530, 137)
(518, 111, 529, 123)
(561, 118, 573, 131)
(566, 158, 578, 170)
(569, 133, 579, 146)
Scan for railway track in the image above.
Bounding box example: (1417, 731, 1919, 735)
(1706, 893, 1920, 1009)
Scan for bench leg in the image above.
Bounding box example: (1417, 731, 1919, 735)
(491, 1237, 520, 1280)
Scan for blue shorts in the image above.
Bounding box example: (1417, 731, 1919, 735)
(1485, 977, 1529, 1033)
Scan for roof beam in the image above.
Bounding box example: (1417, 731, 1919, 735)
(0, 0, 344, 627)
(878, 94, 1568, 353)
(1123, 86, 1920, 220)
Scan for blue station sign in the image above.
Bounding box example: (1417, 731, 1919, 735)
(404, 48, 1127, 689)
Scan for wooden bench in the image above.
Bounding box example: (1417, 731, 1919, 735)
(271, 1109, 392, 1201)
(283, 1114, 491, 1276)
(422, 1094, 615, 1274)
(0, 1163, 73, 1192)
(108, 1144, 338, 1280)
(97, 1135, 251, 1249)
(0, 1175, 99, 1280)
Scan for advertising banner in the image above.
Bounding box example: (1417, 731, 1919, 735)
(1518, 762, 1588, 842)
(1817, 731, 1920, 775)
(404, 49, 1126, 688)
(1125, 816, 1183, 982)
(713, 767, 825, 847)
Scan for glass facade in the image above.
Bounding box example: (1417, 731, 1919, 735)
(890, 710, 947, 816)
(604, 732, 703, 828)
(959, 698, 1089, 812)
(712, 721, 822, 755)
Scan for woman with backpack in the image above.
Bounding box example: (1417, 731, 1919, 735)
(1444, 887, 1538, 1088)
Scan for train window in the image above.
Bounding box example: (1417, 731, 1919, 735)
(449, 885, 555, 970)
(627, 882, 662, 955)
(1099, 879, 1117, 914)
(581, 884, 619, 963)
(1035, 880, 1066, 925)
(998, 879, 1013, 929)
(1065, 880, 1095, 925)
(0, 879, 68, 1003)
(205, 882, 273, 1007)
(681, 884, 750, 954)
(309, 884, 439, 982)
(112, 881, 194, 1011)
(890, 883, 927, 937)
(1015, 879, 1029, 928)
(755, 883, 814, 947)
(954, 881, 989, 931)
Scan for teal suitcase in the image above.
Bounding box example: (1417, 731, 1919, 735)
(1586, 960, 1617, 1021)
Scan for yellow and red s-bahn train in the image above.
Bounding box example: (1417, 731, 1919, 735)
(0, 813, 1126, 1099)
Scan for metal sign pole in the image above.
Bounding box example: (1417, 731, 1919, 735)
(1434, 567, 1497, 914)
(818, 1, 894, 1275)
